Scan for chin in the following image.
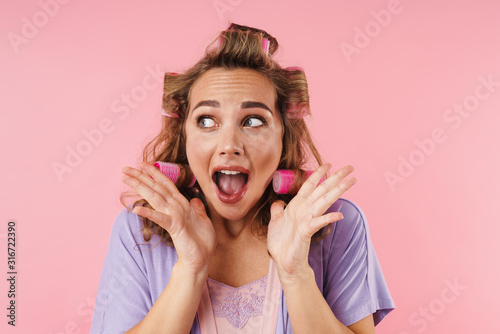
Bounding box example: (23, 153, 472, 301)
(213, 205, 251, 222)
(207, 199, 260, 223)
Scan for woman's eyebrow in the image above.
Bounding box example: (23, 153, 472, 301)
(192, 100, 272, 113)
(192, 100, 219, 111)
(241, 101, 272, 113)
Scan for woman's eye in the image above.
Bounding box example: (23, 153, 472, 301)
(243, 117, 264, 127)
(197, 117, 216, 128)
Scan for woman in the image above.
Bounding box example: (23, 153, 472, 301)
(91, 23, 395, 333)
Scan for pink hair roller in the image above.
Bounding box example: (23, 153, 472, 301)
(153, 162, 196, 187)
(262, 37, 270, 54)
(285, 66, 304, 72)
(273, 170, 326, 194)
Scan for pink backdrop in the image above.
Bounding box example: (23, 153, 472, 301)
(1, 0, 499, 333)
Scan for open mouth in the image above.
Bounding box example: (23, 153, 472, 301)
(212, 169, 250, 203)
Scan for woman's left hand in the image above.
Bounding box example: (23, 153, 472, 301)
(267, 164, 356, 283)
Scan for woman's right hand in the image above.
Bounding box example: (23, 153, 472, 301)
(122, 162, 216, 275)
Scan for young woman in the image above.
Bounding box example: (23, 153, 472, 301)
(91, 23, 395, 333)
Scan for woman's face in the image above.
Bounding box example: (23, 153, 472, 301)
(185, 68, 283, 222)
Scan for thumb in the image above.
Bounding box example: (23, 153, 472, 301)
(190, 198, 208, 217)
(270, 200, 286, 221)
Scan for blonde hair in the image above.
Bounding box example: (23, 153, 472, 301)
(121, 23, 324, 246)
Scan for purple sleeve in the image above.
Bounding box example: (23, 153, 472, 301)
(314, 198, 395, 326)
(275, 199, 394, 332)
(90, 209, 154, 334)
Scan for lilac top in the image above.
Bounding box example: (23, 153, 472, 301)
(207, 275, 268, 330)
(90, 198, 395, 333)
(198, 258, 282, 333)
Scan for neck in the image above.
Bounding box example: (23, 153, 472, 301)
(209, 208, 265, 243)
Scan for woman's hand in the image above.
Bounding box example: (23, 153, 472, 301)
(267, 164, 356, 283)
(122, 162, 216, 275)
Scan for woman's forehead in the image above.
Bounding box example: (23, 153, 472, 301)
(189, 68, 277, 106)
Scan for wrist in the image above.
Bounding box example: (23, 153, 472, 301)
(173, 261, 209, 285)
(277, 264, 315, 289)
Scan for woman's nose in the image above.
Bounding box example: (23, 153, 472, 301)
(218, 125, 243, 156)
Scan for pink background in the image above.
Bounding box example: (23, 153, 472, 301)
(1, 0, 499, 333)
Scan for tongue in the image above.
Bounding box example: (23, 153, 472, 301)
(217, 173, 247, 196)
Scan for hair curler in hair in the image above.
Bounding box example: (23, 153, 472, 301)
(273, 170, 326, 194)
(153, 162, 196, 188)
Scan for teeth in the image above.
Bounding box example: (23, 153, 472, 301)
(219, 170, 241, 175)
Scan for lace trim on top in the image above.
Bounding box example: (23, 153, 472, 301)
(207, 276, 268, 329)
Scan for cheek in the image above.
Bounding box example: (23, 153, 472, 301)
(185, 131, 209, 174)
(250, 133, 283, 166)
(187, 143, 206, 162)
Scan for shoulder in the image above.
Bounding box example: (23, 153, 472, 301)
(326, 198, 366, 223)
(107, 207, 173, 254)
(103, 207, 179, 281)
(310, 198, 370, 268)
(108, 207, 146, 246)
(325, 198, 369, 244)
